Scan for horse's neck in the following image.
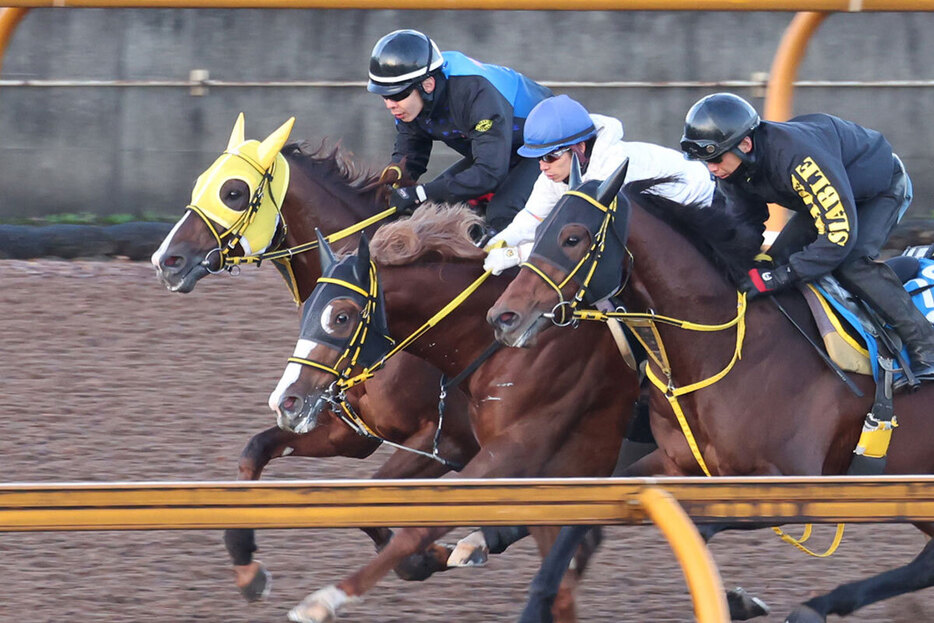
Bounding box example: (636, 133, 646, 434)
(281, 166, 383, 301)
(622, 205, 750, 385)
(624, 205, 737, 322)
(381, 262, 500, 380)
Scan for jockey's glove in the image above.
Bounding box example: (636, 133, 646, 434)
(390, 185, 426, 216)
(484, 245, 522, 276)
(740, 264, 795, 299)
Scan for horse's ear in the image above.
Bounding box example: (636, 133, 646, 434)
(595, 158, 630, 206)
(226, 112, 246, 152)
(257, 117, 296, 170)
(569, 153, 583, 190)
(354, 233, 371, 285)
(316, 229, 336, 273)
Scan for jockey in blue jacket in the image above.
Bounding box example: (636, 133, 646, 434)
(681, 92, 934, 377)
(367, 29, 552, 232)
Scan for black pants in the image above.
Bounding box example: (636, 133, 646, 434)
(440, 157, 541, 233)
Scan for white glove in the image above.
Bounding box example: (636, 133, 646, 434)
(484, 246, 522, 275)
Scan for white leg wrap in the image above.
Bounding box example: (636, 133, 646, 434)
(287, 585, 358, 623)
(447, 529, 489, 567)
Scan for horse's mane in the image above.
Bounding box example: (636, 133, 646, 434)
(624, 177, 763, 283)
(369, 204, 486, 266)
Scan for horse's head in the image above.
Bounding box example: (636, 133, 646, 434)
(152, 113, 294, 292)
(488, 158, 631, 347)
(269, 233, 394, 433)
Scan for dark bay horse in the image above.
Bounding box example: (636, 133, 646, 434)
(151, 115, 478, 597)
(488, 164, 934, 622)
(271, 204, 638, 623)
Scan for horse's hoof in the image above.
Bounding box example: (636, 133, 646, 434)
(784, 604, 825, 623)
(238, 561, 271, 602)
(287, 585, 357, 623)
(447, 530, 489, 567)
(727, 586, 769, 620)
(394, 541, 455, 581)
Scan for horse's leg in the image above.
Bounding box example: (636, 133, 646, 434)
(786, 531, 934, 623)
(226, 424, 381, 601)
(526, 525, 585, 623)
(368, 429, 462, 582)
(287, 524, 455, 623)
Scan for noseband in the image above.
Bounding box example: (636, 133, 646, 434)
(186, 151, 283, 273)
(522, 190, 629, 326)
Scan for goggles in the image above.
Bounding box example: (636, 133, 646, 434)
(681, 139, 724, 163)
(382, 85, 416, 102)
(540, 147, 572, 164)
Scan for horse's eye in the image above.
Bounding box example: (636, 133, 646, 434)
(563, 235, 581, 247)
(335, 312, 349, 325)
(225, 189, 243, 201)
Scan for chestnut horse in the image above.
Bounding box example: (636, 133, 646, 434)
(488, 163, 934, 623)
(270, 205, 638, 623)
(151, 115, 479, 598)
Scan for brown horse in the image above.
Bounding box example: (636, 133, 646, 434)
(151, 115, 478, 598)
(488, 164, 934, 622)
(271, 204, 637, 623)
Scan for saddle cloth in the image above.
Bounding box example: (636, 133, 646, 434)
(800, 253, 934, 386)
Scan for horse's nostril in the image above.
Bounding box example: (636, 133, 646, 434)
(281, 395, 299, 415)
(498, 311, 518, 327)
(163, 256, 181, 269)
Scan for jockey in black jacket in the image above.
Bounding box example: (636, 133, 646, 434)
(681, 92, 934, 377)
(367, 29, 552, 232)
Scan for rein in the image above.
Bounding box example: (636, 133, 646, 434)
(528, 189, 844, 557)
(288, 261, 495, 470)
(225, 207, 398, 268)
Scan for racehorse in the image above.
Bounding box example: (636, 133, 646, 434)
(270, 204, 638, 623)
(487, 162, 934, 622)
(151, 115, 480, 598)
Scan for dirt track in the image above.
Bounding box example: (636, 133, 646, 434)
(1, 259, 932, 623)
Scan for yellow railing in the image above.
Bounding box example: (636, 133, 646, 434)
(5, 476, 934, 623)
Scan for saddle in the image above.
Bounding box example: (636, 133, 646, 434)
(803, 252, 934, 388)
(800, 247, 934, 474)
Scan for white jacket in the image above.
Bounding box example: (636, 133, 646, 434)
(490, 114, 715, 257)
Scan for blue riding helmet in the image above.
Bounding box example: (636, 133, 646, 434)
(518, 95, 597, 158)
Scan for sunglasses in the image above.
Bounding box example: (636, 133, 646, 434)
(382, 86, 416, 103)
(540, 147, 571, 164)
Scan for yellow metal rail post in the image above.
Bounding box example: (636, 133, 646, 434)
(0, 7, 27, 75)
(762, 11, 831, 238)
(639, 486, 729, 623)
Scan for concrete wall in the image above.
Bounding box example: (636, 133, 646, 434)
(1, 9, 933, 220)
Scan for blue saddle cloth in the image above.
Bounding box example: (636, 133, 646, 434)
(814, 256, 934, 385)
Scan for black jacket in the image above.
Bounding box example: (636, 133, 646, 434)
(717, 114, 896, 281)
(391, 57, 551, 204)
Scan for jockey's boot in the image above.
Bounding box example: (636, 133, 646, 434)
(836, 256, 934, 377)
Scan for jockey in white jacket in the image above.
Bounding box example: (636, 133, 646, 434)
(484, 94, 716, 274)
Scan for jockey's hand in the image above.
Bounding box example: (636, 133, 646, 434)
(740, 264, 795, 299)
(390, 185, 425, 216)
(484, 245, 522, 276)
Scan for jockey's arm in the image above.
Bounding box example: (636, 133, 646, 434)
(422, 79, 513, 203)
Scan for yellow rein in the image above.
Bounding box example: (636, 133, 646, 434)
(523, 186, 845, 557)
(226, 207, 399, 267)
(337, 266, 494, 392)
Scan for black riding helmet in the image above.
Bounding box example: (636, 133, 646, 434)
(367, 29, 444, 97)
(680, 93, 760, 162)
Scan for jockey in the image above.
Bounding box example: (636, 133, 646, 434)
(681, 92, 934, 377)
(483, 94, 715, 274)
(367, 29, 553, 232)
